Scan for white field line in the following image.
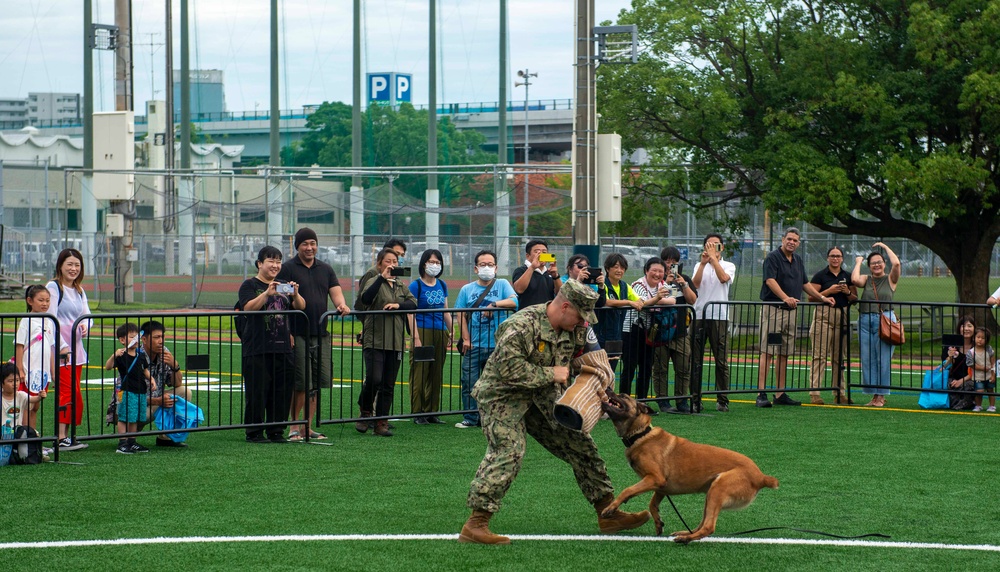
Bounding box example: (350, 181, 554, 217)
(0, 534, 999, 552)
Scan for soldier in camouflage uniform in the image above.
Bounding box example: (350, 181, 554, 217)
(459, 280, 651, 545)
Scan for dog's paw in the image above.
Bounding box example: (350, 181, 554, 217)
(671, 532, 693, 544)
(654, 519, 664, 536)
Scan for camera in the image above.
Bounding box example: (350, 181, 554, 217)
(715, 243, 722, 252)
(539, 253, 556, 263)
(390, 266, 412, 277)
(276, 283, 294, 295)
(581, 267, 602, 284)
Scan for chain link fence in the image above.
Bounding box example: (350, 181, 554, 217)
(0, 161, 990, 307)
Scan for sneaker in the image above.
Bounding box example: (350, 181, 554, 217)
(973, 405, 983, 412)
(129, 443, 150, 454)
(427, 416, 445, 424)
(716, 403, 729, 413)
(268, 435, 289, 443)
(755, 393, 772, 408)
(413, 417, 430, 425)
(57, 438, 88, 451)
(246, 435, 270, 444)
(116, 443, 134, 455)
(774, 393, 802, 406)
(989, 406, 996, 413)
(455, 420, 479, 429)
(42, 447, 54, 456)
(810, 395, 825, 405)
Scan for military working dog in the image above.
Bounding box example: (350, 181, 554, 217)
(600, 389, 779, 543)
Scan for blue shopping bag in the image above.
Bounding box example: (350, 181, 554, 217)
(918, 362, 951, 409)
(153, 396, 205, 442)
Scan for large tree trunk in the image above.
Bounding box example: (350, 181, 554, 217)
(928, 223, 998, 331)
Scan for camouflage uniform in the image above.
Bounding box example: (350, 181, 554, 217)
(467, 296, 615, 513)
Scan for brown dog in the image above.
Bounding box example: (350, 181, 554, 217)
(600, 390, 779, 543)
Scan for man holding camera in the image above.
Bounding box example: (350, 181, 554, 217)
(649, 246, 698, 412)
(691, 234, 735, 412)
(512, 239, 562, 310)
(277, 228, 351, 441)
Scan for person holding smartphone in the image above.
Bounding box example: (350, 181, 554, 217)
(238, 246, 304, 443)
(560, 254, 607, 304)
(512, 239, 562, 310)
(806, 246, 857, 405)
(650, 246, 698, 412)
(355, 248, 418, 436)
(692, 234, 736, 412)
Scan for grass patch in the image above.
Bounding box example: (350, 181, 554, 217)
(1, 402, 996, 570)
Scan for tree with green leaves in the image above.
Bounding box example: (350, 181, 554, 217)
(283, 102, 495, 234)
(599, 0, 1000, 303)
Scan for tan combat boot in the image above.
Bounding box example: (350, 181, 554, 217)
(458, 509, 511, 545)
(594, 494, 651, 534)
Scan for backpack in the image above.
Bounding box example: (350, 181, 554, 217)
(644, 307, 680, 347)
(10, 425, 43, 465)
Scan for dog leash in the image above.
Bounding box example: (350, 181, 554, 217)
(663, 497, 889, 539)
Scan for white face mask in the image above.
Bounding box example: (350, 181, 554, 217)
(425, 263, 442, 277)
(477, 266, 496, 281)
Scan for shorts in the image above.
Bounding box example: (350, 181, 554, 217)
(974, 380, 996, 392)
(292, 334, 333, 392)
(17, 382, 39, 398)
(759, 304, 797, 356)
(117, 391, 148, 423)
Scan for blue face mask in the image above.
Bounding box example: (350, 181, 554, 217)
(396, 256, 406, 266)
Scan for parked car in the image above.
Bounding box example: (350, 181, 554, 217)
(221, 244, 257, 266)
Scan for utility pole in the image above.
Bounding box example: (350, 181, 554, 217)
(515, 68, 537, 237)
(350, 0, 365, 277)
(163, 0, 177, 276)
(573, 0, 598, 251)
(427, 0, 439, 251)
(112, 0, 134, 304)
(495, 0, 511, 275)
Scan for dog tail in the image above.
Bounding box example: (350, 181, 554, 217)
(760, 475, 779, 490)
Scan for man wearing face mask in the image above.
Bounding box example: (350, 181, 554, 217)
(453, 250, 518, 428)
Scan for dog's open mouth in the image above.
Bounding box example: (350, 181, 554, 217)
(602, 388, 627, 415)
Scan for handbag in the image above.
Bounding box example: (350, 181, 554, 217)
(872, 278, 905, 345)
(457, 278, 496, 355)
(918, 362, 951, 409)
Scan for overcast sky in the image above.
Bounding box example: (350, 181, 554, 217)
(0, 0, 633, 113)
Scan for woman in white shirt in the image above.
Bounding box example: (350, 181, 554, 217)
(46, 249, 93, 451)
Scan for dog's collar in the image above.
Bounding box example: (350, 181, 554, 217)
(622, 425, 652, 448)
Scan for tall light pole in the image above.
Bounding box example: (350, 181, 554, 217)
(515, 69, 536, 238)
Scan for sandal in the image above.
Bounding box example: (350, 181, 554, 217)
(288, 432, 304, 442)
(308, 431, 327, 440)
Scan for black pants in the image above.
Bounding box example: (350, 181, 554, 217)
(359, 348, 403, 417)
(243, 353, 294, 438)
(620, 329, 653, 399)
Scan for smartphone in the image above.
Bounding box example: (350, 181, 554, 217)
(582, 267, 602, 284)
(390, 266, 412, 277)
(670, 264, 680, 276)
(766, 332, 784, 346)
(838, 278, 847, 285)
(276, 283, 294, 295)
(539, 253, 556, 263)
(942, 334, 964, 348)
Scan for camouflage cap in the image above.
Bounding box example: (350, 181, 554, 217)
(560, 279, 599, 325)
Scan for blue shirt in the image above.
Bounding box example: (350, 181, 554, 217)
(455, 279, 518, 349)
(409, 278, 448, 330)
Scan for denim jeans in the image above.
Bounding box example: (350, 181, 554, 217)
(859, 312, 894, 395)
(460, 346, 493, 425)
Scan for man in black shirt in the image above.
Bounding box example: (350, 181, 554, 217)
(756, 228, 833, 408)
(238, 246, 305, 443)
(277, 228, 351, 441)
(511, 239, 562, 310)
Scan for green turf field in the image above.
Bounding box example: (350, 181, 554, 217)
(1, 397, 996, 570)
